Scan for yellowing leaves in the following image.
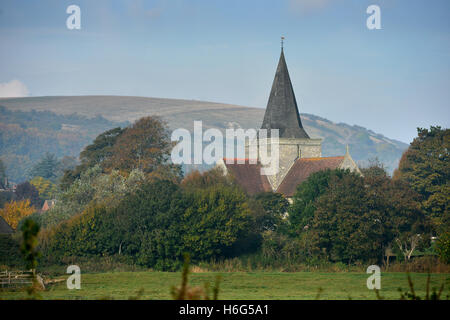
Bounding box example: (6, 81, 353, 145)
(0, 199, 35, 230)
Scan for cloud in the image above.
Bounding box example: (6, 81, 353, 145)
(289, 0, 332, 14)
(0, 80, 29, 98)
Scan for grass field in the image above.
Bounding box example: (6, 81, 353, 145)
(1, 272, 449, 300)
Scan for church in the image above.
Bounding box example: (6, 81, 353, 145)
(217, 44, 361, 199)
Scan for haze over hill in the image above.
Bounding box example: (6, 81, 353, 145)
(0, 96, 408, 175)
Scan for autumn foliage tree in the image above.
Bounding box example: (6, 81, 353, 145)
(0, 200, 35, 230)
(61, 116, 182, 190)
(181, 168, 233, 190)
(105, 117, 178, 175)
(30, 176, 57, 200)
(60, 127, 124, 189)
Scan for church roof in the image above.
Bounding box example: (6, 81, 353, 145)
(221, 156, 347, 197)
(222, 159, 272, 195)
(276, 156, 345, 197)
(0, 215, 14, 234)
(261, 49, 310, 139)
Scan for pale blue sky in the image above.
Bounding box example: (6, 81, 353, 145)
(0, 0, 449, 143)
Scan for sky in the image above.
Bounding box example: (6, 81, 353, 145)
(0, 0, 449, 144)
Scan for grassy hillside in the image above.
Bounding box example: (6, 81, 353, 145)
(0, 96, 408, 177)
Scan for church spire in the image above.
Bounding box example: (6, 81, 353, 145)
(261, 40, 309, 139)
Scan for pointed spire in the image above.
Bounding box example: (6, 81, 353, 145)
(261, 41, 309, 139)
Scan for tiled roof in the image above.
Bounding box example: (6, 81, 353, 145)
(223, 160, 272, 195)
(0, 215, 14, 234)
(276, 156, 345, 197)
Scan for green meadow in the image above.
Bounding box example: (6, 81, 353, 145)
(1, 272, 449, 300)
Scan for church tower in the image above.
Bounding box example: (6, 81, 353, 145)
(259, 44, 322, 190)
(221, 39, 361, 197)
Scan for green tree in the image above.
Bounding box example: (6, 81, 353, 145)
(288, 169, 351, 234)
(394, 126, 449, 235)
(365, 175, 428, 262)
(310, 173, 383, 263)
(43, 179, 254, 270)
(29, 152, 59, 181)
(310, 173, 426, 264)
(435, 232, 450, 264)
(253, 192, 289, 232)
(182, 185, 252, 261)
(20, 219, 41, 270)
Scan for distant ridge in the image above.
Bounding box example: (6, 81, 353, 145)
(0, 96, 408, 173)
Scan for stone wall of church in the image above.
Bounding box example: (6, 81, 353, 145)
(245, 137, 322, 191)
(339, 152, 362, 175)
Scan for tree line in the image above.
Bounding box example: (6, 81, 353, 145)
(1, 116, 448, 270)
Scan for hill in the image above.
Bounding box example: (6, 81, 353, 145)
(0, 105, 128, 182)
(0, 96, 408, 180)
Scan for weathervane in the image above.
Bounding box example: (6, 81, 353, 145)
(281, 36, 285, 50)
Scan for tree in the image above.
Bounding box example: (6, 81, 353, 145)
(105, 117, 180, 178)
(60, 118, 183, 190)
(41, 166, 143, 228)
(0, 159, 7, 189)
(182, 169, 259, 256)
(181, 168, 233, 190)
(383, 179, 430, 261)
(20, 219, 41, 271)
(55, 156, 78, 179)
(15, 181, 42, 208)
(29, 152, 59, 181)
(394, 126, 449, 235)
(60, 127, 124, 190)
(288, 169, 351, 234)
(310, 173, 426, 264)
(395, 235, 421, 261)
(435, 232, 450, 264)
(0, 190, 15, 209)
(253, 192, 289, 232)
(80, 127, 124, 168)
(360, 157, 388, 178)
(310, 173, 385, 263)
(29, 176, 57, 200)
(0, 200, 35, 230)
(182, 184, 252, 261)
(43, 179, 254, 270)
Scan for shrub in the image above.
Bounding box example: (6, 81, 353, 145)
(436, 232, 450, 264)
